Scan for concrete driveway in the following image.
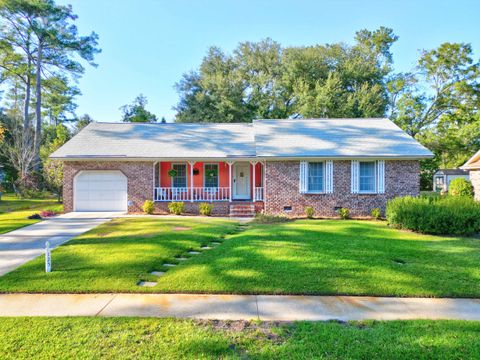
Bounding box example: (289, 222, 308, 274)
(0, 212, 118, 276)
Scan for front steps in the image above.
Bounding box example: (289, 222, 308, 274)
(229, 203, 256, 217)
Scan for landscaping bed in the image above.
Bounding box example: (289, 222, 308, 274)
(0, 218, 479, 297)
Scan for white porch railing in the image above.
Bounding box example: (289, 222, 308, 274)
(254, 187, 264, 201)
(154, 187, 230, 202)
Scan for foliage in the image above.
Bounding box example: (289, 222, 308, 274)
(40, 124, 70, 201)
(120, 94, 157, 122)
(168, 201, 185, 215)
(198, 202, 213, 216)
(39, 209, 55, 217)
(304, 206, 314, 219)
(142, 200, 154, 214)
(371, 208, 382, 220)
(252, 213, 289, 224)
(175, 28, 397, 122)
(167, 169, 177, 177)
(338, 208, 350, 219)
(386, 196, 480, 235)
(448, 178, 474, 197)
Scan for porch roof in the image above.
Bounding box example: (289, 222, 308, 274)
(51, 118, 433, 160)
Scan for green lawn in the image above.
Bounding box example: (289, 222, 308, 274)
(0, 318, 479, 359)
(0, 218, 479, 297)
(0, 193, 63, 234)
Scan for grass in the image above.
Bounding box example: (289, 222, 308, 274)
(0, 218, 479, 297)
(0, 217, 238, 293)
(0, 317, 479, 359)
(0, 193, 63, 234)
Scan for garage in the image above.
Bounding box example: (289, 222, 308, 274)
(74, 170, 127, 211)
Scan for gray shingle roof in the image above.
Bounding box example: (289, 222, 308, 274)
(51, 118, 433, 160)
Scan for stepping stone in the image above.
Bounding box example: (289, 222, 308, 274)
(163, 263, 177, 267)
(150, 271, 165, 277)
(188, 251, 201, 255)
(201, 246, 212, 250)
(175, 257, 188, 261)
(138, 281, 157, 287)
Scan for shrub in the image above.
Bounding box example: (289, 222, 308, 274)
(199, 202, 214, 216)
(252, 213, 289, 224)
(305, 206, 314, 219)
(338, 208, 350, 220)
(386, 196, 480, 236)
(143, 200, 155, 214)
(168, 202, 185, 215)
(371, 208, 382, 220)
(40, 210, 56, 218)
(449, 178, 474, 198)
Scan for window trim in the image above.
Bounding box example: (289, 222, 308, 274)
(171, 163, 187, 189)
(306, 161, 326, 194)
(358, 161, 377, 194)
(203, 163, 219, 188)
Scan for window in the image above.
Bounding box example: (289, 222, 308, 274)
(204, 163, 218, 188)
(307, 162, 324, 192)
(172, 164, 187, 188)
(359, 161, 376, 192)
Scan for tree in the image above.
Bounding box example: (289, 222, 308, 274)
(174, 28, 398, 122)
(41, 123, 69, 201)
(120, 94, 158, 122)
(0, 0, 100, 171)
(73, 113, 93, 133)
(388, 42, 480, 189)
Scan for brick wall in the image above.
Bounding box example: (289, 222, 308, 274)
(63, 161, 153, 212)
(264, 160, 420, 217)
(470, 170, 480, 201)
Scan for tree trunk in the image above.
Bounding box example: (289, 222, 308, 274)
(23, 64, 31, 130)
(33, 41, 43, 172)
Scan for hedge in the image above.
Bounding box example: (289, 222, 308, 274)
(386, 196, 480, 236)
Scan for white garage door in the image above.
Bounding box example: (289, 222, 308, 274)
(74, 170, 127, 211)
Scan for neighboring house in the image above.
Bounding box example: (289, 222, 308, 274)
(50, 118, 433, 217)
(433, 169, 470, 192)
(461, 150, 480, 201)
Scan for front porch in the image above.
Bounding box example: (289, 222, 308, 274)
(153, 161, 264, 203)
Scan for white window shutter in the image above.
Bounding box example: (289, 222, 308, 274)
(351, 160, 359, 193)
(299, 161, 308, 193)
(325, 161, 333, 193)
(377, 160, 385, 194)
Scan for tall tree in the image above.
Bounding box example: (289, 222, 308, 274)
(120, 94, 158, 123)
(0, 0, 100, 170)
(174, 28, 398, 122)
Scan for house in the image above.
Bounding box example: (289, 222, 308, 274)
(50, 118, 433, 217)
(433, 169, 470, 193)
(461, 150, 480, 201)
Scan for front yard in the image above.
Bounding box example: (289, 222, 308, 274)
(0, 317, 479, 359)
(0, 194, 63, 234)
(0, 218, 479, 297)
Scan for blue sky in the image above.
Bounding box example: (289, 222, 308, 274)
(59, 0, 480, 122)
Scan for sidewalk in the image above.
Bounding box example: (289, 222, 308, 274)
(0, 293, 479, 321)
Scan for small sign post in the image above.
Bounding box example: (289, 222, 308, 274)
(45, 241, 51, 273)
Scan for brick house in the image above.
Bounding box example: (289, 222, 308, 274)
(51, 118, 432, 217)
(461, 150, 480, 201)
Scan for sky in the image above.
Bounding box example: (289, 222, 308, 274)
(58, 0, 480, 122)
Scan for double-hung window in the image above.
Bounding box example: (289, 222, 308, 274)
(307, 162, 324, 192)
(172, 164, 187, 188)
(204, 164, 219, 188)
(359, 161, 376, 193)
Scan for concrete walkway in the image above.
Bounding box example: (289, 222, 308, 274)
(0, 293, 479, 321)
(0, 212, 116, 276)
